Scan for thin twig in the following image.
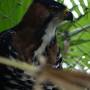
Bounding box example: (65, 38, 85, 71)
(69, 24, 90, 37)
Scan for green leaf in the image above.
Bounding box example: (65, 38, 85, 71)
(0, 0, 33, 32)
(57, 0, 90, 71)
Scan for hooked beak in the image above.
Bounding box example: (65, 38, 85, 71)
(64, 11, 73, 21)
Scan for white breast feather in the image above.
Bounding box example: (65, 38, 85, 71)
(34, 21, 56, 57)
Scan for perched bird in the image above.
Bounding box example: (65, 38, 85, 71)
(0, 0, 73, 90)
(0, 0, 73, 66)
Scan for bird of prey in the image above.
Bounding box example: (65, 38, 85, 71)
(0, 0, 73, 90)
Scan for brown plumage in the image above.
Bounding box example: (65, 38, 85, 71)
(0, 0, 73, 89)
(11, 0, 72, 65)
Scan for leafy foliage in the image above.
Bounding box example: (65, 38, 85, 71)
(0, 0, 32, 32)
(57, 0, 90, 72)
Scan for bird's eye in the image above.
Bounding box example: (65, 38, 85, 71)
(64, 9, 73, 21)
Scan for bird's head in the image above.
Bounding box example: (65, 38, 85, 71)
(33, 0, 73, 24)
(22, 0, 73, 28)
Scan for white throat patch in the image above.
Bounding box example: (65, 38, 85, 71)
(34, 21, 57, 59)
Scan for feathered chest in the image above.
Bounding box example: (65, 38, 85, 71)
(34, 21, 56, 58)
(9, 19, 57, 63)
